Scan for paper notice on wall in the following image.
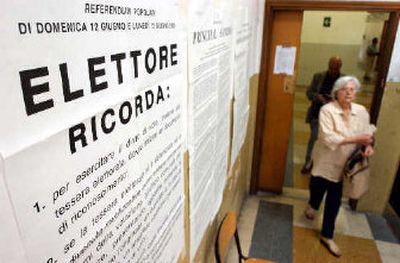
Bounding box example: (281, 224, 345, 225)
(230, 89, 250, 169)
(273, 45, 297, 75)
(0, 0, 184, 158)
(248, 0, 266, 76)
(0, 1, 185, 262)
(189, 176, 216, 259)
(230, 0, 251, 170)
(187, 0, 234, 259)
(0, 156, 27, 263)
(232, 2, 251, 97)
(2, 75, 185, 263)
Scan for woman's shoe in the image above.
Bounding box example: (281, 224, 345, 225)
(304, 206, 316, 220)
(320, 237, 341, 257)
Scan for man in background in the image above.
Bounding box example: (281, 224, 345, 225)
(301, 56, 343, 174)
(363, 37, 380, 82)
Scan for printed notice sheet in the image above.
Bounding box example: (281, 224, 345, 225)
(187, 0, 234, 259)
(0, 1, 185, 262)
(230, 0, 252, 170)
(273, 45, 297, 75)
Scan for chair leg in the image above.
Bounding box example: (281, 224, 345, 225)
(234, 230, 248, 262)
(215, 234, 222, 263)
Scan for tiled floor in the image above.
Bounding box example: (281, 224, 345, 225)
(289, 84, 374, 190)
(225, 83, 393, 262)
(226, 188, 400, 263)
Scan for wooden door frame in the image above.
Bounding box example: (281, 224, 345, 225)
(250, 0, 400, 194)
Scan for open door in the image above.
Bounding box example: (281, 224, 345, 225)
(257, 11, 303, 192)
(370, 12, 400, 124)
(251, 2, 400, 195)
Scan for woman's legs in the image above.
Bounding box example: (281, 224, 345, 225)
(308, 176, 328, 210)
(321, 181, 343, 239)
(305, 176, 328, 220)
(308, 176, 343, 257)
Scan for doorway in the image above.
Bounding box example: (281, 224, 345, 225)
(251, 0, 400, 194)
(285, 11, 389, 190)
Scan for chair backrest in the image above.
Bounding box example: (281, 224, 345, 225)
(216, 211, 238, 263)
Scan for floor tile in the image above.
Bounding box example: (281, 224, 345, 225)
(376, 240, 400, 263)
(367, 213, 400, 243)
(293, 227, 381, 263)
(293, 144, 307, 161)
(226, 196, 260, 263)
(293, 130, 309, 145)
(235, 187, 400, 263)
(293, 110, 307, 119)
(384, 215, 400, 243)
(340, 207, 374, 239)
(293, 119, 309, 132)
(264, 189, 374, 240)
(292, 164, 310, 190)
(249, 201, 293, 263)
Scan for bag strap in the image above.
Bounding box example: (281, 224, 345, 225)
(346, 158, 369, 181)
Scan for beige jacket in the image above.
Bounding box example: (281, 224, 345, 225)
(311, 101, 376, 183)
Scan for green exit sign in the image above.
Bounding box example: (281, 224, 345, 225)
(323, 17, 331, 27)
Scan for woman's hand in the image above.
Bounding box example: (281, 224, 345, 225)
(356, 134, 374, 145)
(362, 145, 374, 157)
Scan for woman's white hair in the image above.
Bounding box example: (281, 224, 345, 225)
(331, 76, 361, 99)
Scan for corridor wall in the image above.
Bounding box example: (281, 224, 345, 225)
(358, 21, 400, 213)
(297, 11, 383, 85)
(0, 1, 265, 262)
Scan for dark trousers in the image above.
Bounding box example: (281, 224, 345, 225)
(308, 176, 343, 239)
(305, 119, 319, 165)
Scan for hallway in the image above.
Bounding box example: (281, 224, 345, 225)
(227, 188, 400, 262)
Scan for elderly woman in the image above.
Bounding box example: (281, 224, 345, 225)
(304, 76, 375, 257)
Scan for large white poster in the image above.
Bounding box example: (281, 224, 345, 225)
(0, 1, 185, 262)
(0, 156, 27, 263)
(187, 0, 234, 258)
(230, 0, 252, 169)
(0, 0, 183, 157)
(248, 0, 266, 76)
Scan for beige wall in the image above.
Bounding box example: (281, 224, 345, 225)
(301, 11, 366, 45)
(358, 82, 400, 213)
(297, 11, 385, 86)
(364, 13, 389, 45)
(298, 11, 367, 85)
(359, 20, 400, 213)
(297, 43, 364, 85)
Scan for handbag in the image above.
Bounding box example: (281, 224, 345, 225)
(343, 145, 369, 199)
(343, 145, 369, 179)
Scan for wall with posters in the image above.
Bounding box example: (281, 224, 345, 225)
(0, 1, 265, 263)
(190, 75, 261, 263)
(186, 0, 265, 261)
(0, 1, 187, 263)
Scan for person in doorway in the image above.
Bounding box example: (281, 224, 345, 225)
(363, 37, 380, 82)
(301, 56, 343, 174)
(304, 76, 375, 257)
